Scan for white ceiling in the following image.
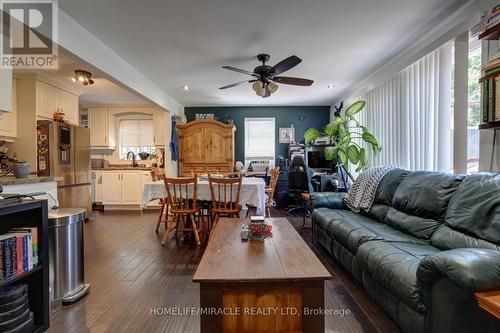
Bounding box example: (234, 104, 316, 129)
(59, 0, 467, 106)
(15, 53, 148, 106)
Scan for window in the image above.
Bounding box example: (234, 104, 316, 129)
(119, 119, 155, 159)
(244, 117, 275, 161)
(466, 38, 481, 174)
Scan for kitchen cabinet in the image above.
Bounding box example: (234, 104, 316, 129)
(36, 80, 80, 125)
(102, 170, 142, 205)
(0, 78, 17, 139)
(36, 81, 59, 120)
(153, 110, 166, 147)
(103, 172, 122, 205)
(121, 172, 142, 204)
(0, 69, 12, 113)
(58, 89, 79, 125)
(88, 108, 116, 148)
(141, 171, 161, 207)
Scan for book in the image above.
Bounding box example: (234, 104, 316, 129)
(483, 79, 490, 123)
(496, 77, 500, 121)
(9, 233, 31, 271)
(11, 228, 37, 266)
(0, 235, 17, 278)
(14, 235, 23, 275)
(489, 77, 495, 122)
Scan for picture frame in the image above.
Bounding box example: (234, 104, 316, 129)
(279, 127, 295, 143)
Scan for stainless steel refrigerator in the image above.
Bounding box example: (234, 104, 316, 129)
(37, 120, 92, 218)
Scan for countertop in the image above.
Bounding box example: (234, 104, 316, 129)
(0, 176, 55, 186)
(92, 167, 152, 171)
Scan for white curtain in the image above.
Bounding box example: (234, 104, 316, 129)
(350, 43, 452, 172)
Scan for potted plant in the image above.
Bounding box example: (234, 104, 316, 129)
(13, 161, 30, 179)
(304, 100, 381, 181)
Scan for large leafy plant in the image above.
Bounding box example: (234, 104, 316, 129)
(304, 100, 381, 180)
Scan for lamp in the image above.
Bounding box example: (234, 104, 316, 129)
(252, 80, 278, 97)
(72, 70, 94, 86)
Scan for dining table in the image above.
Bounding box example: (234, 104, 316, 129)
(140, 177, 267, 216)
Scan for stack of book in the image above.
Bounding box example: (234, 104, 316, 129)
(0, 228, 38, 279)
(482, 4, 500, 31)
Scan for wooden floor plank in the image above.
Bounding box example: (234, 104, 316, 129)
(48, 209, 399, 333)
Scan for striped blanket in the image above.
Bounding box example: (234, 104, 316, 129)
(344, 165, 399, 213)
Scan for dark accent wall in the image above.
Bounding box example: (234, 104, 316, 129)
(185, 106, 330, 162)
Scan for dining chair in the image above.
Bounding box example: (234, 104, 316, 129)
(151, 168, 168, 233)
(208, 175, 242, 239)
(264, 167, 280, 217)
(162, 176, 207, 246)
(245, 167, 280, 217)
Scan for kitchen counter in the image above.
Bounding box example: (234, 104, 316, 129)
(0, 176, 55, 186)
(92, 167, 152, 171)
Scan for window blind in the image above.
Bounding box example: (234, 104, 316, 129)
(244, 117, 275, 160)
(120, 119, 154, 147)
(348, 43, 452, 172)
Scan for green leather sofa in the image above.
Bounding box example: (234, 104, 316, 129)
(311, 170, 500, 333)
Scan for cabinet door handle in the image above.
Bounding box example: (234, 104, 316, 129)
(105, 136, 108, 143)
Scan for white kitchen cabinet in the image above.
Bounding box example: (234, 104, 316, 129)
(59, 89, 79, 125)
(0, 78, 17, 139)
(121, 172, 142, 204)
(0, 69, 12, 113)
(153, 110, 166, 147)
(103, 172, 122, 205)
(88, 108, 116, 148)
(36, 81, 59, 120)
(102, 170, 142, 205)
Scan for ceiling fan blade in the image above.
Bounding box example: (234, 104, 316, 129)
(222, 66, 256, 76)
(219, 80, 256, 90)
(270, 55, 302, 76)
(272, 76, 313, 86)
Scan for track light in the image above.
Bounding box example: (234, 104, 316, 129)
(72, 70, 94, 86)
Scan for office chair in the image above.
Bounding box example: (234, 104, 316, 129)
(287, 155, 314, 216)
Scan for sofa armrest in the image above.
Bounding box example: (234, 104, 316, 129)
(417, 248, 500, 291)
(310, 192, 348, 210)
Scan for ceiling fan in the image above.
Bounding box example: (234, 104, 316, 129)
(219, 54, 314, 98)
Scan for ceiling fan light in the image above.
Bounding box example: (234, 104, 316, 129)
(252, 81, 264, 96)
(268, 82, 278, 93)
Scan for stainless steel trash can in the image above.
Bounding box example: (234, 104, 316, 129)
(48, 208, 90, 308)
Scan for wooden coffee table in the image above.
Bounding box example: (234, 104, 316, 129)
(193, 217, 332, 333)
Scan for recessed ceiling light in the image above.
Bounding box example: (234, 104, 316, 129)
(327, 84, 335, 88)
(183, 85, 189, 91)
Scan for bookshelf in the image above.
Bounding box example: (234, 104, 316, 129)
(479, 24, 500, 40)
(0, 200, 49, 333)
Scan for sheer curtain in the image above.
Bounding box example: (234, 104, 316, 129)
(350, 43, 453, 172)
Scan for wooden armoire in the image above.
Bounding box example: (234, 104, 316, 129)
(177, 119, 236, 176)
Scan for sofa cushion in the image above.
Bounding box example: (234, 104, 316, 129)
(329, 216, 426, 254)
(363, 168, 410, 222)
(357, 240, 440, 312)
(312, 208, 353, 235)
(430, 225, 500, 251)
(385, 171, 465, 239)
(444, 173, 500, 245)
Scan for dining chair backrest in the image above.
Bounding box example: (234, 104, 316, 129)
(208, 175, 242, 211)
(164, 177, 198, 212)
(151, 167, 166, 181)
(268, 167, 280, 196)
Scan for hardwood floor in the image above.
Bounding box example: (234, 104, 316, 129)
(48, 209, 400, 333)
